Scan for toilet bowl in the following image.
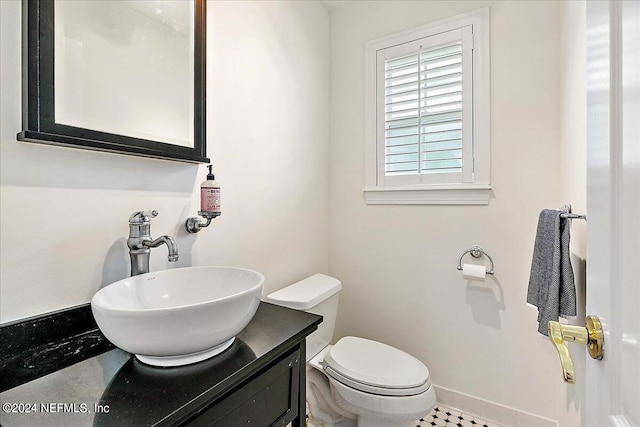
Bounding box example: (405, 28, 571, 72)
(265, 274, 436, 427)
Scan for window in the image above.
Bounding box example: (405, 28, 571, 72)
(364, 8, 490, 205)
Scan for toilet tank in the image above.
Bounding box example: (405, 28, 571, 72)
(264, 274, 341, 361)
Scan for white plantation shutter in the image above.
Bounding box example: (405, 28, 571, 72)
(377, 26, 473, 186)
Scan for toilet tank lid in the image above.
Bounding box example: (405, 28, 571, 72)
(265, 274, 342, 310)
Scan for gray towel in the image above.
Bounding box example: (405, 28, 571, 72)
(527, 209, 577, 335)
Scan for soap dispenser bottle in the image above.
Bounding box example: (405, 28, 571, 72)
(200, 165, 221, 215)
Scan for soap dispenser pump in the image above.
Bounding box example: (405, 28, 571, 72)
(200, 165, 221, 215)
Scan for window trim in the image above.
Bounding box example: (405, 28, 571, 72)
(364, 7, 491, 205)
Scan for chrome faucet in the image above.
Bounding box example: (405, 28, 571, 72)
(127, 210, 178, 276)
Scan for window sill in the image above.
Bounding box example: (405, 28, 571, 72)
(363, 184, 492, 205)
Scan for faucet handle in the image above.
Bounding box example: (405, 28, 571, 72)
(129, 210, 159, 223)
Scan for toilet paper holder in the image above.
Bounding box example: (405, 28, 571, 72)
(457, 246, 495, 275)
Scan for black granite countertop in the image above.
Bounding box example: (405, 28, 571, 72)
(0, 304, 116, 392)
(0, 302, 321, 427)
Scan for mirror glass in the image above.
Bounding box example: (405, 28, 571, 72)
(54, 1, 195, 148)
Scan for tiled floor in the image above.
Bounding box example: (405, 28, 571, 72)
(305, 403, 506, 427)
(417, 404, 504, 427)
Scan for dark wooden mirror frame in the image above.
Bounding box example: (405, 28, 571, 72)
(18, 0, 209, 164)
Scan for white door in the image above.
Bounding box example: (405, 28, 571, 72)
(586, 1, 640, 426)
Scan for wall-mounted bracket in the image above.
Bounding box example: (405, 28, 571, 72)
(185, 211, 220, 234)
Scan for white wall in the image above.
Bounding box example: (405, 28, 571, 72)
(328, 0, 569, 422)
(0, 0, 330, 322)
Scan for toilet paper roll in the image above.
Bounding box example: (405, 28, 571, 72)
(462, 263, 486, 280)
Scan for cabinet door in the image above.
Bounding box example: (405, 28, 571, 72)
(188, 349, 301, 427)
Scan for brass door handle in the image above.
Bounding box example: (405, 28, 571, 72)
(547, 315, 604, 383)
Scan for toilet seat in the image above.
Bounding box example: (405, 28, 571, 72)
(327, 375, 436, 421)
(323, 336, 431, 397)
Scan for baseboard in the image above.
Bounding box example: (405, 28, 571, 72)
(433, 385, 558, 427)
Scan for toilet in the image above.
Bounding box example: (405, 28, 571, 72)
(265, 274, 436, 427)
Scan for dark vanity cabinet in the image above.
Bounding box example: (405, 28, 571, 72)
(0, 302, 322, 427)
(188, 349, 301, 426)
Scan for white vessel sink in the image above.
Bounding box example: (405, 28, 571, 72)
(91, 266, 264, 367)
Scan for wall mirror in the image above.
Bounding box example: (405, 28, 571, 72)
(18, 0, 209, 163)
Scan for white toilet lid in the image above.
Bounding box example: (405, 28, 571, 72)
(323, 336, 430, 395)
